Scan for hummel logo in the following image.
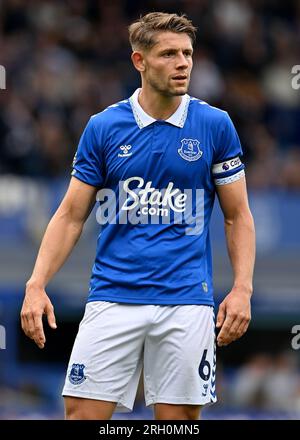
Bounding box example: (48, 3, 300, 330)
(118, 145, 132, 157)
(202, 384, 208, 397)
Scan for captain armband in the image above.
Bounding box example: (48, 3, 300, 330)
(212, 156, 245, 185)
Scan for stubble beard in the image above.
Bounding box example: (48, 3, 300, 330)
(148, 75, 189, 97)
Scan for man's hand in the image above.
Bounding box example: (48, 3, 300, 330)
(216, 288, 251, 346)
(20, 282, 57, 349)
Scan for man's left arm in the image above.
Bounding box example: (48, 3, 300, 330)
(215, 176, 255, 346)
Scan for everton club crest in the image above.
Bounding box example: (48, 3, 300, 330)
(69, 363, 86, 385)
(178, 138, 203, 162)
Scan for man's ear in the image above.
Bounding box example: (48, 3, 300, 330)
(131, 51, 146, 72)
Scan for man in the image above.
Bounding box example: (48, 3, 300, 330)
(20, 12, 255, 420)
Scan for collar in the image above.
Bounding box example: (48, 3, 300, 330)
(129, 88, 190, 129)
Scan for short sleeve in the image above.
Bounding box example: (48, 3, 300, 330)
(71, 117, 104, 188)
(212, 112, 245, 185)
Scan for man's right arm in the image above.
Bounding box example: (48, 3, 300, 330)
(21, 176, 98, 349)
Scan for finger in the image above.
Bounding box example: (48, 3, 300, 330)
(20, 313, 28, 336)
(217, 315, 235, 346)
(216, 303, 226, 328)
(33, 313, 46, 349)
(25, 313, 36, 339)
(235, 320, 250, 340)
(46, 303, 57, 329)
(225, 316, 244, 343)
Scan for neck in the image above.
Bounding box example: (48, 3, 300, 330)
(138, 85, 183, 120)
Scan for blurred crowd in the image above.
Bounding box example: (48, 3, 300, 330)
(220, 351, 300, 413)
(0, 0, 300, 188)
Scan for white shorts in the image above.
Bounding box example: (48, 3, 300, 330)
(62, 301, 217, 412)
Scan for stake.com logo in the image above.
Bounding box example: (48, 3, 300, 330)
(95, 176, 205, 235)
(122, 176, 187, 215)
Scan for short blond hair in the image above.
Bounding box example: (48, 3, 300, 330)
(128, 12, 197, 51)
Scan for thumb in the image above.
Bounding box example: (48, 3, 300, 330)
(216, 302, 226, 328)
(46, 303, 57, 329)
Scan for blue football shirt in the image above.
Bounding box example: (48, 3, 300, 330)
(72, 89, 245, 305)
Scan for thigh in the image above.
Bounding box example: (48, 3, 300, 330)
(144, 305, 216, 408)
(64, 396, 116, 420)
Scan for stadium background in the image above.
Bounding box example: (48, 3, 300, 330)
(0, 0, 300, 419)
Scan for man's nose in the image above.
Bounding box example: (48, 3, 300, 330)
(176, 52, 189, 69)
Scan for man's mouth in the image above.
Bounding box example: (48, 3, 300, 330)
(172, 75, 187, 82)
(172, 75, 188, 82)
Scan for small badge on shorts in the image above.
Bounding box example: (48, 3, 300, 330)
(69, 363, 86, 385)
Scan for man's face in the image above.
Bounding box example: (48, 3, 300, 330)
(140, 31, 193, 96)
